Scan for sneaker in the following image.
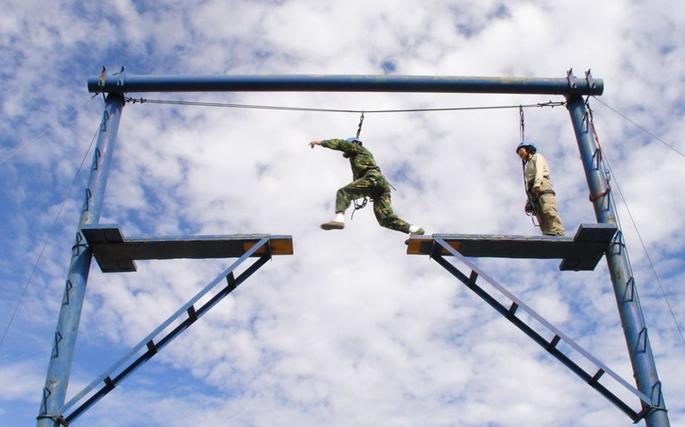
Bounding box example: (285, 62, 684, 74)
(410, 227, 425, 235)
(321, 221, 345, 230)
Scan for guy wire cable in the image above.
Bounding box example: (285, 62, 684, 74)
(0, 115, 103, 351)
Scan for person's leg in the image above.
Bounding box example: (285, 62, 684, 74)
(334, 178, 373, 213)
(538, 193, 565, 236)
(321, 177, 374, 230)
(373, 191, 419, 234)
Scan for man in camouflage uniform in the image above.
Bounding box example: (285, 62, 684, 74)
(310, 137, 425, 235)
(516, 142, 565, 236)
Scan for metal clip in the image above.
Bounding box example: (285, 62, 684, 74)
(585, 68, 595, 88)
(62, 280, 73, 305)
(100, 111, 109, 132)
(566, 68, 577, 88)
(97, 66, 107, 87)
(623, 276, 635, 303)
(52, 331, 63, 358)
(636, 327, 649, 353)
(113, 66, 125, 87)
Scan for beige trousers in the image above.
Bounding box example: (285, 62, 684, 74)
(537, 193, 565, 236)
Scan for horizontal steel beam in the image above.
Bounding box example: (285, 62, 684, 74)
(88, 73, 603, 96)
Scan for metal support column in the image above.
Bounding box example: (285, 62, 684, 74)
(37, 93, 125, 427)
(566, 94, 669, 426)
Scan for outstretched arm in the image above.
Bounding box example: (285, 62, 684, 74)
(310, 138, 357, 153)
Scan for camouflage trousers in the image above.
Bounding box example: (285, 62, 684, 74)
(536, 192, 565, 236)
(334, 169, 411, 233)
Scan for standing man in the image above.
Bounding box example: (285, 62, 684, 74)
(310, 137, 425, 235)
(516, 142, 565, 236)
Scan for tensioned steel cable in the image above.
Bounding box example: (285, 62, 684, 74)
(586, 101, 685, 349)
(591, 96, 685, 158)
(0, 116, 102, 352)
(125, 97, 566, 114)
(604, 154, 685, 348)
(0, 96, 97, 166)
(604, 157, 685, 348)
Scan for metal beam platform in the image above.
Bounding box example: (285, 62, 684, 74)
(81, 225, 294, 273)
(407, 223, 617, 271)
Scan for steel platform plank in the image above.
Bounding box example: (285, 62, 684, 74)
(81, 225, 293, 273)
(407, 224, 617, 271)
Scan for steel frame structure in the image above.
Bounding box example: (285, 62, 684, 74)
(36, 69, 669, 426)
(428, 236, 652, 422)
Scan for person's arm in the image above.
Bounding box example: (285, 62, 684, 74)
(531, 154, 547, 194)
(309, 138, 357, 153)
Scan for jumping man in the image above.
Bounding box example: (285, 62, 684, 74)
(310, 137, 425, 235)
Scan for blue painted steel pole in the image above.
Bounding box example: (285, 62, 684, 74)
(37, 93, 125, 427)
(566, 95, 669, 426)
(88, 73, 603, 96)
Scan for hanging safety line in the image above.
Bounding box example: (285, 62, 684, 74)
(517, 106, 539, 228)
(351, 111, 368, 218)
(585, 98, 685, 350)
(355, 111, 365, 138)
(519, 105, 525, 142)
(125, 97, 566, 114)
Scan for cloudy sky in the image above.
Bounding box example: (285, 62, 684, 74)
(1, 1, 684, 426)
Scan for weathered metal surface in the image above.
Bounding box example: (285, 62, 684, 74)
(407, 224, 616, 271)
(88, 73, 603, 96)
(81, 225, 294, 273)
(567, 96, 669, 426)
(37, 94, 125, 427)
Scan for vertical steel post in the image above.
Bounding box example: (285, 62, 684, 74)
(37, 93, 124, 427)
(566, 95, 669, 426)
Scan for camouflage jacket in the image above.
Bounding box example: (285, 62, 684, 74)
(320, 138, 381, 180)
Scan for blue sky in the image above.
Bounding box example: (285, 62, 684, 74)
(1, 1, 684, 426)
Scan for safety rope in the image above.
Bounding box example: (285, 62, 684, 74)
(355, 111, 365, 138)
(349, 112, 370, 217)
(519, 105, 525, 142)
(125, 97, 566, 114)
(590, 96, 685, 159)
(0, 118, 102, 352)
(517, 106, 539, 227)
(585, 99, 685, 349)
(0, 97, 96, 167)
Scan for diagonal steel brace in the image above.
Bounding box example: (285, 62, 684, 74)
(430, 237, 655, 422)
(62, 238, 271, 423)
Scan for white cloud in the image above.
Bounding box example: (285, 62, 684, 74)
(1, 1, 684, 426)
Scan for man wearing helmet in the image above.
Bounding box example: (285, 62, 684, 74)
(516, 142, 565, 236)
(310, 137, 425, 235)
